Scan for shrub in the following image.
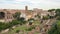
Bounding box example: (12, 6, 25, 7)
(0, 20, 27, 31)
(25, 25, 35, 31)
(43, 16, 49, 20)
(16, 30, 20, 33)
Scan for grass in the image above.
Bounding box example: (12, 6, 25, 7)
(2, 20, 41, 34)
(56, 20, 60, 29)
(8, 25, 27, 34)
(57, 20, 60, 26)
(34, 20, 40, 25)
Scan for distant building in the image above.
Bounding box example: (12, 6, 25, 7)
(0, 6, 34, 22)
(0, 6, 56, 22)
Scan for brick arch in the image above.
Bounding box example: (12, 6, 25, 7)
(0, 11, 13, 22)
(0, 11, 8, 22)
(0, 11, 11, 18)
(0, 12, 5, 19)
(0, 11, 7, 18)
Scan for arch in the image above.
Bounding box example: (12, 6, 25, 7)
(0, 12, 5, 19)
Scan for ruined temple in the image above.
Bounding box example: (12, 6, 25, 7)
(0, 6, 28, 22)
(0, 6, 56, 22)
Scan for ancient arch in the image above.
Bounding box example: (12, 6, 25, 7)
(0, 12, 5, 19)
(0, 10, 13, 22)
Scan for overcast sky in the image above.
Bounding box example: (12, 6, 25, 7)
(0, 0, 60, 10)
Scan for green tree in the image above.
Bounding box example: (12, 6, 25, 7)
(18, 17, 26, 25)
(28, 18, 34, 25)
(42, 16, 49, 20)
(35, 14, 41, 19)
(55, 9, 60, 16)
(13, 12, 21, 20)
(25, 25, 35, 31)
(13, 12, 26, 25)
(48, 9, 55, 12)
(16, 30, 20, 34)
(48, 21, 60, 34)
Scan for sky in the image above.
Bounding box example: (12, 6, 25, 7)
(0, 0, 60, 10)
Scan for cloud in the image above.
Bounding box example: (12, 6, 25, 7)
(0, 0, 60, 10)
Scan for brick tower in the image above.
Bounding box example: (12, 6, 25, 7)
(25, 6, 28, 11)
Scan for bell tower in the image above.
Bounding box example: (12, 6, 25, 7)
(25, 6, 28, 11)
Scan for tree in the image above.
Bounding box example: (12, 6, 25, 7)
(28, 18, 34, 25)
(42, 16, 49, 20)
(18, 17, 26, 25)
(13, 12, 21, 20)
(13, 12, 26, 25)
(25, 25, 35, 31)
(10, 20, 20, 25)
(48, 9, 55, 12)
(16, 30, 20, 34)
(35, 14, 41, 19)
(55, 9, 60, 16)
(48, 21, 60, 34)
(56, 16, 60, 20)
